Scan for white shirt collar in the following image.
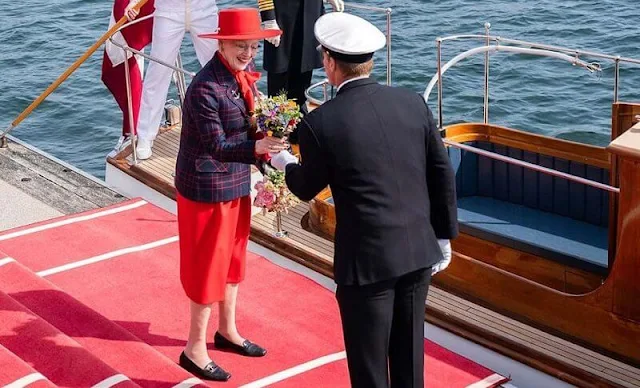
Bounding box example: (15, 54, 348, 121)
(336, 75, 370, 93)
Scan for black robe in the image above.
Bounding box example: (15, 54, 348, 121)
(263, 0, 324, 74)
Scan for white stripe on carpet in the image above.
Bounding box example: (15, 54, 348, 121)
(38, 236, 178, 277)
(4, 373, 47, 388)
(239, 351, 346, 388)
(0, 200, 147, 241)
(92, 374, 130, 388)
(171, 377, 205, 387)
(0, 257, 16, 267)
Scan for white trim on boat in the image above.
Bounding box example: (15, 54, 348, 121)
(0, 200, 147, 242)
(239, 351, 347, 388)
(248, 241, 337, 292)
(37, 236, 178, 277)
(0, 257, 16, 267)
(105, 161, 265, 217)
(171, 377, 205, 388)
(3, 373, 47, 388)
(91, 374, 131, 388)
(466, 373, 510, 387)
(105, 163, 176, 214)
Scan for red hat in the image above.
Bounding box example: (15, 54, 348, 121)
(199, 8, 282, 40)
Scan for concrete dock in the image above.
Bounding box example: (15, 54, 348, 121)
(0, 136, 125, 231)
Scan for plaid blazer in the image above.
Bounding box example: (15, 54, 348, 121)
(175, 53, 258, 203)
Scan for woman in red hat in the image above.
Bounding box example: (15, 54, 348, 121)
(174, 8, 284, 381)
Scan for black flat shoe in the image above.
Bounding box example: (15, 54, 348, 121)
(214, 332, 267, 357)
(179, 351, 231, 381)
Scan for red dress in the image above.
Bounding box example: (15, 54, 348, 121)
(176, 53, 263, 305)
(177, 193, 252, 304)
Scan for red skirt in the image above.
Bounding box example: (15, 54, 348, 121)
(177, 193, 251, 304)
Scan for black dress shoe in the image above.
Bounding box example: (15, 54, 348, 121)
(214, 332, 267, 357)
(179, 351, 231, 381)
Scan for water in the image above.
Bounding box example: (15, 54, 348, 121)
(1, 0, 638, 179)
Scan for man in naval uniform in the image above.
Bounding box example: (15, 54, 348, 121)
(270, 12, 458, 388)
(261, 0, 344, 112)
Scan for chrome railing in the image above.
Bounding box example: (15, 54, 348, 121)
(424, 27, 634, 194)
(305, 1, 393, 107)
(424, 26, 640, 129)
(108, 15, 195, 164)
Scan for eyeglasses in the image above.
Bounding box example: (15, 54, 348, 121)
(232, 42, 260, 53)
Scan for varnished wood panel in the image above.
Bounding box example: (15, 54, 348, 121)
(434, 247, 640, 366)
(452, 233, 604, 293)
(610, 157, 640, 321)
(445, 123, 610, 168)
(609, 103, 640, 266)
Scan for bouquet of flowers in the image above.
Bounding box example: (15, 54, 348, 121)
(253, 92, 303, 139)
(253, 169, 300, 214)
(252, 93, 302, 235)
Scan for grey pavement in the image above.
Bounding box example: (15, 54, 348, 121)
(0, 136, 126, 232)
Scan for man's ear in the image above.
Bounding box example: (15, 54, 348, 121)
(327, 56, 336, 73)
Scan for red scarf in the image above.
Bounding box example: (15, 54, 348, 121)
(217, 52, 261, 113)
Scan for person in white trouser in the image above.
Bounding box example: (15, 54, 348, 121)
(123, 0, 218, 159)
(124, 0, 280, 160)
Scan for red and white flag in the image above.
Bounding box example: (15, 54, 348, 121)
(101, 0, 155, 136)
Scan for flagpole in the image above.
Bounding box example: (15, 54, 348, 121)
(1, 0, 150, 139)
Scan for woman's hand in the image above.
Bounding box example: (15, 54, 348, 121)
(124, 0, 140, 21)
(255, 136, 287, 155)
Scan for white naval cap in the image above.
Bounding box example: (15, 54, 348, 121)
(314, 12, 386, 63)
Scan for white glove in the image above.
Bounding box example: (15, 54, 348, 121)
(270, 150, 298, 171)
(431, 239, 452, 275)
(327, 0, 345, 12)
(261, 20, 281, 47)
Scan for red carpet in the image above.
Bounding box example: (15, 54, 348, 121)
(269, 347, 507, 388)
(0, 198, 509, 387)
(0, 290, 138, 387)
(0, 344, 55, 387)
(0, 260, 207, 387)
(0, 199, 176, 272)
(47, 246, 348, 386)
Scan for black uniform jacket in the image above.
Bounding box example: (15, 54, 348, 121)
(285, 78, 459, 286)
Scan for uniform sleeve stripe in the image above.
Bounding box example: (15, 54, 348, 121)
(258, 0, 275, 11)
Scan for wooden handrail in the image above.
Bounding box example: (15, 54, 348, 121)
(1, 0, 150, 138)
(608, 123, 640, 160)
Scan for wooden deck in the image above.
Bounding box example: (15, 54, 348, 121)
(108, 125, 640, 388)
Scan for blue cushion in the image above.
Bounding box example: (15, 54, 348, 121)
(449, 142, 610, 228)
(458, 196, 608, 274)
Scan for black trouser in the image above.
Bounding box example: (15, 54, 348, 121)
(266, 0, 314, 110)
(335, 268, 431, 388)
(267, 70, 313, 109)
